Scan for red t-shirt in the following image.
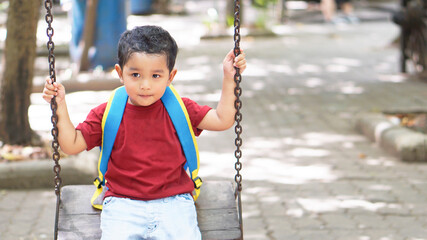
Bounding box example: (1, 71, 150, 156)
(76, 97, 211, 201)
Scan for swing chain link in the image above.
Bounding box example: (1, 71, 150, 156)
(233, 1, 244, 239)
(44, 1, 61, 239)
(45, 0, 61, 197)
(233, 0, 243, 195)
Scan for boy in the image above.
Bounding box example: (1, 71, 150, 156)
(42, 25, 246, 239)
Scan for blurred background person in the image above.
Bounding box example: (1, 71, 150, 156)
(321, 0, 360, 24)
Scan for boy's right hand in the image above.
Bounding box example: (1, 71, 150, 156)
(42, 77, 65, 105)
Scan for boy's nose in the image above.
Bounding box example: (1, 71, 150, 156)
(140, 80, 151, 90)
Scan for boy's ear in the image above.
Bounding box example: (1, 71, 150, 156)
(168, 68, 177, 86)
(115, 64, 123, 83)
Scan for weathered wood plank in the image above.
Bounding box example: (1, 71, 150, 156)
(60, 185, 100, 215)
(196, 181, 237, 210)
(58, 181, 241, 240)
(58, 214, 101, 239)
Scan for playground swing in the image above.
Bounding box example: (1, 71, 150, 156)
(44, 0, 244, 239)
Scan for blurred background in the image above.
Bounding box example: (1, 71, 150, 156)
(1, 0, 427, 239)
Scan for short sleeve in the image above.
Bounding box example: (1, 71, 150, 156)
(75, 102, 107, 150)
(182, 98, 212, 136)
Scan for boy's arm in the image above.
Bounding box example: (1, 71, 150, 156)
(197, 49, 246, 131)
(43, 78, 88, 155)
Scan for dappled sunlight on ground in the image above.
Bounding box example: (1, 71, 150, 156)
(198, 151, 236, 179)
(364, 157, 397, 167)
(304, 77, 324, 88)
(244, 158, 337, 184)
(297, 197, 386, 213)
(297, 64, 322, 74)
(332, 57, 362, 67)
(377, 74, 407, 83)
(300, 132, 366, 145)
(337, 82, 365, 94)
(326, 64, 350, 73)
(199, 135, 345, 184)
(225, 128, 423, 236)
(287, 147, 330, 157)
(242, 133, 365, 152)
(244, 56, 369, 96)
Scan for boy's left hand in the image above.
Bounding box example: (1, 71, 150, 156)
(223, 49, 246, 80)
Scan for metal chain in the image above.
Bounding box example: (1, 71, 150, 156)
(233, 0, 243, 238)
(44, 1, 61, 239)
(233, 0, 242, 194)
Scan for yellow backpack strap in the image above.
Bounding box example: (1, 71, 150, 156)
(161, 84, 202, 200)
(91, 86, 128, 210)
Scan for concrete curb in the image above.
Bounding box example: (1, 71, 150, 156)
(355, 113, 427, 162)
(0, 150, 98, 189)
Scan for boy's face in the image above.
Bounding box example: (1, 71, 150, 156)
(115, 52, 177, 107)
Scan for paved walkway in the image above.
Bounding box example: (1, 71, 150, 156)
(3, 3, 427, 240)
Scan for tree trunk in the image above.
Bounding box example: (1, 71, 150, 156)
(0, 0, 42, 145)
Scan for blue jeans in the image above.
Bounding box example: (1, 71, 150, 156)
(100, 194, 201, 240)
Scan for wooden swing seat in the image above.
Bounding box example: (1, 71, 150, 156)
(58, 180, 241, 240)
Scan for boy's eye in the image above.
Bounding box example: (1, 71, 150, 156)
(132, 73, 140, 78)
(153, 74, 160, 79)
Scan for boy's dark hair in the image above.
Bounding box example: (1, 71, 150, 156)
(117, 25, 178, 72)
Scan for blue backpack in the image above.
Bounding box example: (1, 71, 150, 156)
(91, 85, 203, 209)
